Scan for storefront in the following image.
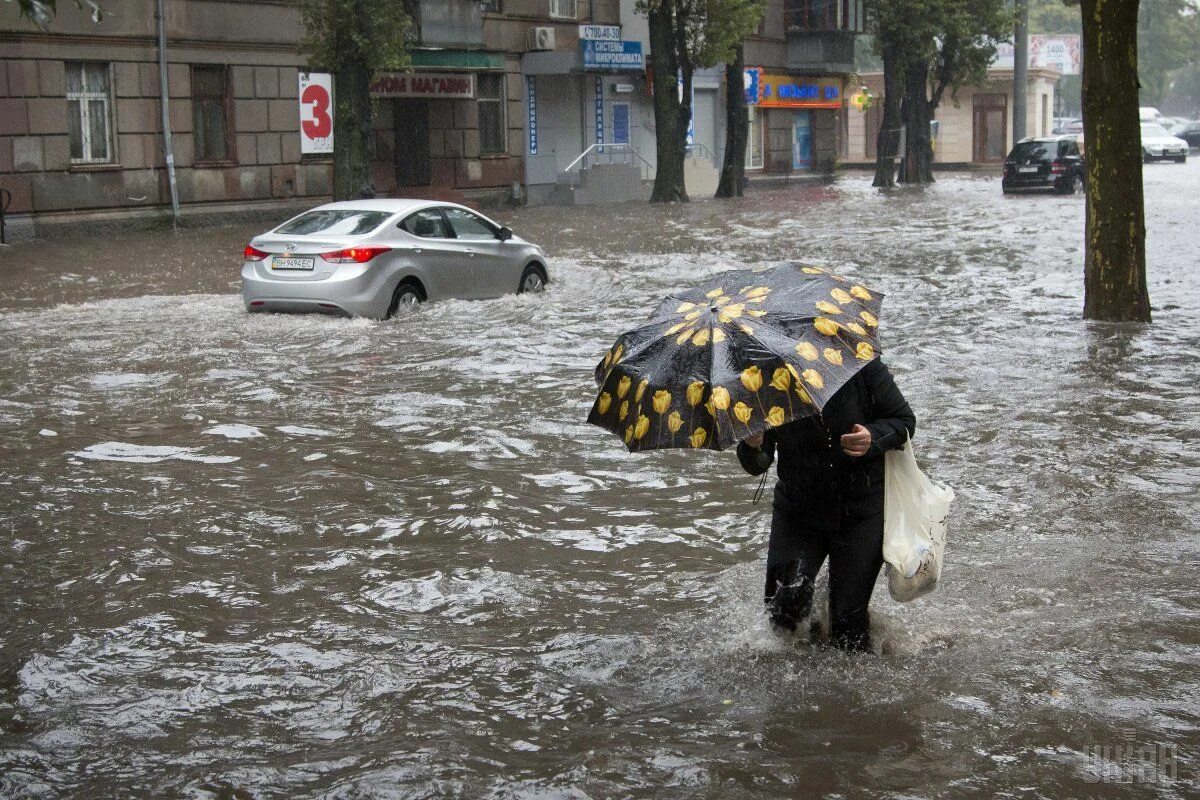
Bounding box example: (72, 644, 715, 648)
(368, 50, 523, 198)
(521, 27, 651, 201)
(744, 69, 844, 174)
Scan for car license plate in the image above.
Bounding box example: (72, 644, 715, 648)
(1018, 166, 1039, 173)
(273, 256, 315, 271)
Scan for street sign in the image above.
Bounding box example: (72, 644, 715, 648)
(298, 72, 333, 155)
(580, 40, 644, 72)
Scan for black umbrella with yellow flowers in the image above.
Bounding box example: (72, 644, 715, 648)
(587, 264, 884, 452)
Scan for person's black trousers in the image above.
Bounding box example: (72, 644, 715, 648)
(763, 503, 885, 651)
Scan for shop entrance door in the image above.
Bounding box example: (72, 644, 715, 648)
(792, 111, 813, 170)
(395, 99, 431, 186)
(972, 94, 1007, 163)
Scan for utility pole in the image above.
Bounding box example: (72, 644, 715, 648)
(1013, 0, 1029, 144)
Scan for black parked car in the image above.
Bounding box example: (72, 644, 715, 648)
(1175, 122, 1200, 148)
(1002, 136, 1086, 195)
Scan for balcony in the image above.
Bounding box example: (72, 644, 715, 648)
(784, 0, 862, 74)
(413, 0, 484, 49)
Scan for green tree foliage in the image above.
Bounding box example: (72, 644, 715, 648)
(638, 0, 764, 202)
(6, 0, 102, 29)
(297, 0, 411, 200)
(868, 0, 1011, 185)
(1138, 0, 1200, 106)
(1032, 0, 1200, 113)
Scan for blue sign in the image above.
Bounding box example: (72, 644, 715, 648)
(594, 76, 604, 152)
(744, 67, 760, 105)
(581, 40, 644, 72)
(527, 76, 537, 156)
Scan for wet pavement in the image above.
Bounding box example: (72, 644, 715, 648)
(1, 163, 1198, 798)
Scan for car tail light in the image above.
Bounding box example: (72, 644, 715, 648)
(244, 245, 269, 261)
(319, 247, 391, 264)
(1050, 161, 1066, 174)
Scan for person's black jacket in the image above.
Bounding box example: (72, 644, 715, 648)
(736, 357, 916, 529)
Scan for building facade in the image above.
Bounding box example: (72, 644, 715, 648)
(1, 0, 328, 234)
(846, 68, 1061, 166)
(0, 0, 863, 234)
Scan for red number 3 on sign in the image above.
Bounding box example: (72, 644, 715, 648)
(301, 84, 332, 139)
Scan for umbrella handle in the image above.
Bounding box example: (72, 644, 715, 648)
(752, 471, 769, 505)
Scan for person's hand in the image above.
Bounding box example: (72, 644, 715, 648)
(744, 433, 765, 449)
(840, 424, 872, 457)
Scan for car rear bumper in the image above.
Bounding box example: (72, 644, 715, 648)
(1002, 177, 1060, 191)
(241, 262, 395, 319)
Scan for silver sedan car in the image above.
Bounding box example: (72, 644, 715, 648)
(241, 199, 549, 319)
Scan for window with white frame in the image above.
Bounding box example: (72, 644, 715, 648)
(478, 73, 507, 154)
(550, 0, 577, 20)
(745, 107, 764, 169)
(66, 62, 114, 164)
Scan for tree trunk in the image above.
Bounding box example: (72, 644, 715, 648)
(715, 44, 747, 198)
(899, 59, 934, 184)
(649, 2, 688, 203)
(1081, 0, 1150, 322)
(332, 60, 373, 200)
(872, 45, 903, 188)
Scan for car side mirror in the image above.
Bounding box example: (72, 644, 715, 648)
(498, 226, 513, 242)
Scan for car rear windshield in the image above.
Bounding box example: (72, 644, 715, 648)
(1141, 124, 1171, 138)
(275, 210, 391, 236)
(1010, 141, 1059, 161)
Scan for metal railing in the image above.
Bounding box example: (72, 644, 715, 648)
(562, 143, 656, 182)
(685, 142, 718, 164)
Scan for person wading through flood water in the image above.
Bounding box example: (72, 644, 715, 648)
(737, 357, 915, 652)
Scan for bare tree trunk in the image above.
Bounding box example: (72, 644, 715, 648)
(332, 61, 373, 200)
(649, 2, 688, 202)
(716, 44, 747, 198)
(1081, 0, 1150, 322)
(899, 59, 934, 184)
(873, 45, 902, 188)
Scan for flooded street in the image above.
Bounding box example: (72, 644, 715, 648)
(1, 165, 1198, 797)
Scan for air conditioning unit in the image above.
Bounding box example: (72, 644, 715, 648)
(528, 26, 556, 51)
(550, 0, 577, 20)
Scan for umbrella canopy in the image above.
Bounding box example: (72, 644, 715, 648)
(587, 264, 884, 452)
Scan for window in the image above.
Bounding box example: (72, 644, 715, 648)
(745, 107, 764, 170)
(444, 208, 498, 241)
(192, 65, 232, 162)
(277, 209, 392, 236)
(66, 62, 114, 164)
(549, 0, 577, 20)
(480, 0, 501, 11)
(400, 209, 453, 239)
(477, 73, 506, 155)
(785, 0, 863, 32)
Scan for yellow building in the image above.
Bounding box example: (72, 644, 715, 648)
(845, 68, 1061, 167)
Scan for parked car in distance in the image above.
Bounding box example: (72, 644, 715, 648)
(1140, 122, 1189, 163)
(1139, 106, 1162, 122)
(1054, 118, 1084, 135)
(1002, 136, 1086, 195)
(1160, 116, 1191, 134)
(1176, 121, 1200, 148)
(241, 200, 549, 319)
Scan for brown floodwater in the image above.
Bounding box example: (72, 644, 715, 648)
(1, 165, 1197, 798)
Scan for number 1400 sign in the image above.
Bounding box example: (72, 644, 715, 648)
(298, 72, 334, 155)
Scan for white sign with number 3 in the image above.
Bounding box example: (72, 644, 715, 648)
(298, 72, 334, 155)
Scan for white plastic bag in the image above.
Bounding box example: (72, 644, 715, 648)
(882, 438, 953, 602)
